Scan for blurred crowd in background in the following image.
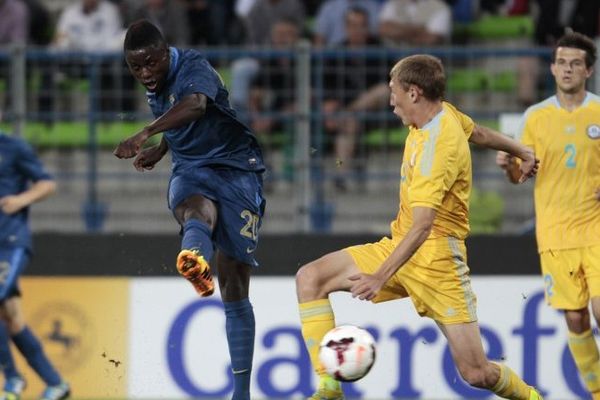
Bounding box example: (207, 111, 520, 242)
(1, 0, 599, 232)
(0, 0, 598, 50)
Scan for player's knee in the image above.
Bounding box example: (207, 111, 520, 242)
(2, 311, 24, 334)
(296, 262, 325, 298)
(565, 308, 590, 333)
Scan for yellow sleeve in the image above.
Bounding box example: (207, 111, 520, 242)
(409, 122, 460, 210)
(444, 101, 474, 139)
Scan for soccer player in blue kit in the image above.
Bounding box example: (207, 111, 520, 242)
(114, 20, 265, 400)
(0, 131, 70, 400)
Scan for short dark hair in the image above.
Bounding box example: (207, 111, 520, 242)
(390, 54, 446, 101)
(553, 31, 597, 68)
(345, 6, 369, 21)
(124, 19, 167, 51)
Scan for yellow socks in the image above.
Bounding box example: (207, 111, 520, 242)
(491, 362, 535, 400)
(568, 329, 600, 393)
(299, 299, 335, 377)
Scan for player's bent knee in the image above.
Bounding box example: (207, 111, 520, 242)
(565, 308, 590, 332)
(296, 262, 327, 299)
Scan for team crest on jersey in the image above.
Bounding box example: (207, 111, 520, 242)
(587, 124, 600, 139)
(168, 94, 176, 105)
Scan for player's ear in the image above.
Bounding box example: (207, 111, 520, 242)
(409, 85, 419, 101)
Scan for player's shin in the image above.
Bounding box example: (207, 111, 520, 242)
(182, 219, 214, 261)
(224, 298, 255, 400)
(299, 299, 335, 377)
(12, 327, 61, 386)
(0, 324, 19, 379)
(177, 219, 215, 296)
(568, 329, 600, 395)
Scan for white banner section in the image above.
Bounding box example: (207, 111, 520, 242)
(128, 276, 588, 399)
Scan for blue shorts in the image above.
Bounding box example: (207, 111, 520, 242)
(0, 247, 27, 301)
(168, 167, 266, 267)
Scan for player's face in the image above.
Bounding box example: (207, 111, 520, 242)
(389, 79, 412, 126)
(551, 46, 592, 95)
(125, 45, 170, 93)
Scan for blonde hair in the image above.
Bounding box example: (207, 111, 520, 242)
(390, 54, 446, 101)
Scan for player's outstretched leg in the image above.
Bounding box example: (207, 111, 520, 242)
(11, 327, 70, 400)
(176, 219, 215, 296)
(0, 324, 26, 400)
(442, 322, 542, 400)
(297, 252, 357, 400)
(299, 299, 342, 400)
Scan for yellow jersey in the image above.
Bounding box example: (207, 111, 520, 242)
(391, 102, 473, 241)
(517, 92, 600, 252)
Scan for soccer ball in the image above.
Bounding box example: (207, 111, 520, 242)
(318, 325, 376, 382)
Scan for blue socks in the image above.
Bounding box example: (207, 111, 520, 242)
(224, 299, 255, 400)
(0, 324, 19, 379)
(12, 327, 61, 385)
(182, 219, 214, 262)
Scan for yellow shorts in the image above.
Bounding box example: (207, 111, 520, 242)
(540, 245, 600, 310)
(345, 236, 478, 324)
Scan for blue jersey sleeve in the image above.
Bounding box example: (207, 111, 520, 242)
(177, 58, 220, 101)
(16, 140, 52, 182)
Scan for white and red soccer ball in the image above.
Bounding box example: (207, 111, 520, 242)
(318, 325, 376, 382)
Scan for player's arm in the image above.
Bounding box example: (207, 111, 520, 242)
(349, 206, 436, 301)
(133, 136, 169, 171)
(114, 93, 207, 159)
(470, 124, 538, 183)
(0, 179, 56, 215)
(144, 93, 207, 137)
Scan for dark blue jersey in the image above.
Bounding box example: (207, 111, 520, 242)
(147, 47, 265, 173)
(0, 133, 52, 250)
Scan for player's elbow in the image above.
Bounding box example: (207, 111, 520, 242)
(41, 180, 57, 196)
(469, 125, 488, 147)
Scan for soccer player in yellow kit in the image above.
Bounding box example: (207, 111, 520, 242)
(297, 54, 543, 400)
(498, 31, 600, 399)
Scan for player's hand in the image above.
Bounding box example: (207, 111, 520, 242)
(133, 145, 165, 172)
(349, 273, 385, 301)
(517, 148, 539, 183)
(114, 131, 149, 159)
(496, 151, 512, 169)
(0, 195, 27, 215)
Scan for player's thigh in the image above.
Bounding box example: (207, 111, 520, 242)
(582, 245, 600, 299)
(211, 169, 265, 268)
(540, 248, 587, 310)
(296, 250, 361, 301)
(345, 236, 409, 302)
(0, 297, 25, 333)
(168, 168, 219, 227)
(398, 238, 477, 323)
(0, 248, 27, 302)
(437, 321, 488, 371)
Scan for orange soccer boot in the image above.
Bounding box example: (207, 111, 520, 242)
(176, 249, 214, 297)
